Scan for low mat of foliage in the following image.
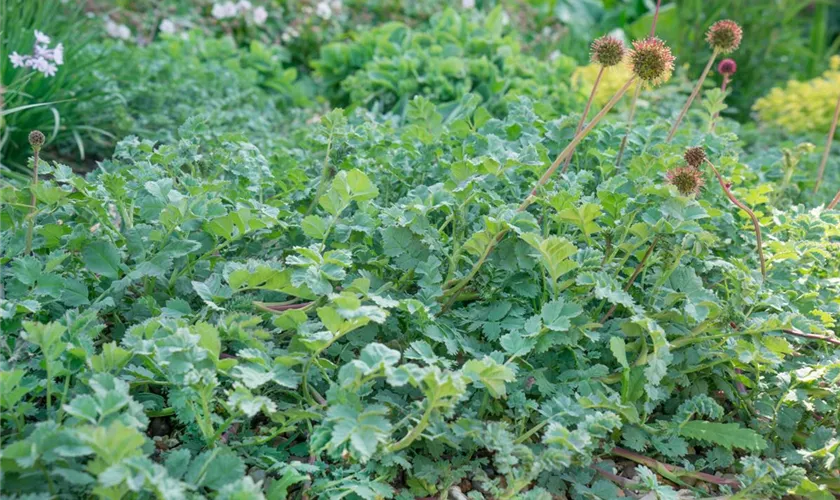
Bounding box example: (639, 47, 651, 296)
(3, 3, 840, 500)
(3, 87, 840, 499)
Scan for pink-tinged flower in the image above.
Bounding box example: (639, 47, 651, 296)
(160, 19, 177, 34)
(718, 58, 736, 76)
(252, 6, 268, 25)
(34, 30, 51, 44)
(706, 20, 742, 54)
(666, 166, 705, 197)
(590, 35, 626, 67)
(629, 37, 675, 86)
(9, 52, 25, 68)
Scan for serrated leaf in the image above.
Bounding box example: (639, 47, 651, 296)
(679, 421, 767, 451)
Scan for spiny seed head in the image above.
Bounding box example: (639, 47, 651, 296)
(28, 130, 45, 149)
(666, 166, 705, 197)
(718, 58, 737, 76)
(590, 35, 626, 67)
(684, 146, 707, 168)
(706, 20, 742, 54)
(629, 37, 675, 86)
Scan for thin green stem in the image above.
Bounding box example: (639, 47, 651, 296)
(666, 49, 720, 142)
(815, 92, 840, 192)
(25, 148, 40, 255)
(387, 398, 436, 453)
(614, 80, 642, 167)
(305, 127, 336, 216)
(599, 235, 659, 324)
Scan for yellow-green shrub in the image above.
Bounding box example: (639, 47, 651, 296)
(571, 60, 634, 108)
(753, 56, 840, 134)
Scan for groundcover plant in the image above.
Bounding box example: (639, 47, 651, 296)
(2, 2, 840, 500)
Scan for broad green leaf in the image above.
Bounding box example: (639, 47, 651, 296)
(463, 357, 515, 398)
(81, 241, 122, 279)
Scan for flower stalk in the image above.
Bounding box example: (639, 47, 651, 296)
(667, 20, 742, 142)
(666, 48, 720, 142)
(815, 92, 840, 193)
(25, 130, 45, 255)
(561, 35, 626, 174)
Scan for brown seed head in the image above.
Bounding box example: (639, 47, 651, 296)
(590, 35, 626, 67)
(28, 130, 45, 149)
(629, 37, 675, 86)
(666, 166, 705, 197)
(706, 20, 742, 54)
(684, 146, 707, 168)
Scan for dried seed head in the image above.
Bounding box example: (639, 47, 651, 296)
(629, 37, 675, 86)
(666, 166, 705, 197)
(684, 146, 707, 168)
(706, 20, 742, 54)
(590, 35, 626, 67)
(717, 58, 737, 76)
(28, 130, 45, 149)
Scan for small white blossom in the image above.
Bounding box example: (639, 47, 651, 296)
(34, 30, 51, 44)
(105, 19, 132, 40)
(212, 1, 238, 19)
(315, 1, 331, 19)
(462, 0, 475, 8)
(159, 19, 177, 34)
(52, 43, 64, 65)
(252, 6, 268, 25)
(8, 30, 65, 77)
(236, 0, 252, 10)
(9, 52, 25, 68)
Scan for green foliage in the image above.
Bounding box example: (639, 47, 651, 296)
(2, 2, 840, 499)
(312, 8, 579, 117)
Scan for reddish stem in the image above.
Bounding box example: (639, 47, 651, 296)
(650, 0, 662, 36)
(611, 447, 740, 487)
(816, 92, 840, 193)
(782, 328, 840, 347)
(561, 65, 605, 174)
(706, 160, 766, 281)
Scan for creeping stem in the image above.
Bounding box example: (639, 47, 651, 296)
(706, 159, 766, 280)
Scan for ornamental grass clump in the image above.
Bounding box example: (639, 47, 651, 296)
(560, 35, 626, 174)
(667, 20, 742, 142)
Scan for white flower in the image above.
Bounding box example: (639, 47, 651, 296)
(212, 1, 238, 19)
(159, 19, 177, 34)
(315, 1, 331, 19)
(252, 6, 268, 25)
(29, 57, 57, 77)
(462, 0, 475, 8)
(9, 52, 25, 68)
(105, 19, 132, 40)
(52, 43, 64, 65)
(34, 30, 51, 44)
(236, 0, 252, 11)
